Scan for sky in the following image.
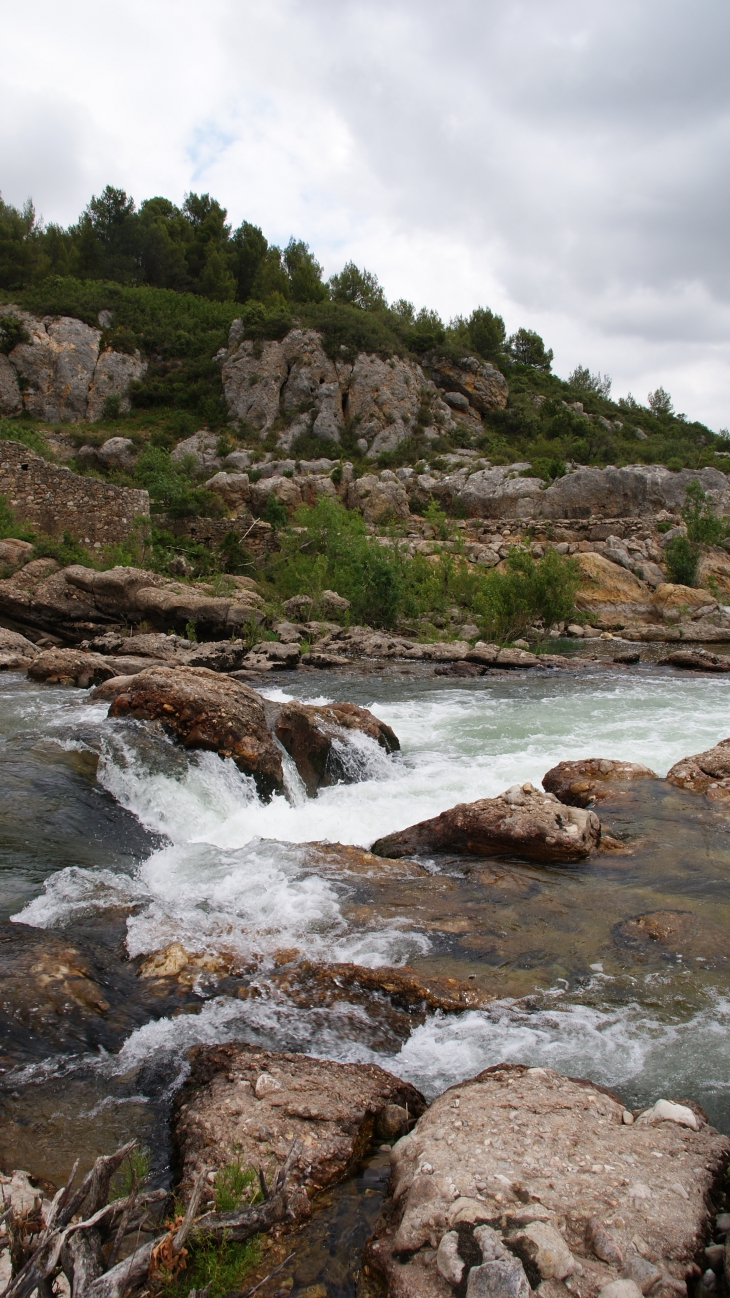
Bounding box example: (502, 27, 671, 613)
(1, 0, 729, 428)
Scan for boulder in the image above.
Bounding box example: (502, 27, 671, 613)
(27, 647, 118, 688)
(274, 699, 399, 795)
(653, 583, 718, 622)
(371, 783, 601, 861)
(108, 665, 284, 797)
(87, 630, 192, 661)
(0, 537, 34, 571)
(173, 1042, 425, 1223)
(346, 473, 410, 523)
(574, 553, 656, 626)
(660, 649, 730, 672)
(455, 465, 543, 518)
(0, 626, 40, 669)
(222, 449, 252, 471)
(666, 737, 730, 806)
(170, 430, 222, 472)
(283, 594, 314, 620)
(366, 1063, 730, 1298)
(542, 758, 657, 807)
(86, 349, 147, 420)
(89, 673, 138, 701)
(319, 588, 351, 617)
(0, 353, 22, 415)
(422, 352, 509, 414)
(249, 474, 302, 514)
(204, 470, 250, 511)
(96, 435, 136, 470)
(9, 314, 101, 421)
(300, 651, 350, 667)
(297, 472, 339, 506)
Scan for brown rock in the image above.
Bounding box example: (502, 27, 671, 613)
(422, 352, 509, 414)
(173, 1043, 425, 1220)
(0, 625, 40, 669)
(660, 649, 730, 672)
(88, 673, 138, 700)
(371, 784, 601, 862)
(108, 665, 283, 797)
(574, 553, 656, 626)
(366, 1063, 730, 1298)
(613, 909, 730, 966)
(28, 647, 118, 688)
(542, 758, 657, 807)
(0, 537, 34, 571)
(666, 737, 730, 806)
(274, 699, 399, 796)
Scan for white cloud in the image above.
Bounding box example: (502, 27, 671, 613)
(1, 0, 728, 425)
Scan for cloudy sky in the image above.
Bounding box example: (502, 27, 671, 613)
(1, 0, 728, 427)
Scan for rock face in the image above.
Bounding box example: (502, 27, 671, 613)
(344, 352, 455, 455)
(574, 554, 657, 625)
(86, 348, 147, 419)
(204, 470, 250, 511)
(274, 700, 400, 795)
(540, 465, 730, 520)
(371, 784, 601, 862)
(542, 759, 657, 807)
(108, 665, 284, 796)
(422, 352, 509, 415)
(367, 1063, 730, 1298)
(173, 1043, 426, 1223)
(0, 353, 22, 415)
(666, 737, 730, 806)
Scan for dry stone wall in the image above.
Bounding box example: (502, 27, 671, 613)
(0, 440, 149, 546)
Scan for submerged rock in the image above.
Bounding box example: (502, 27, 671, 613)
(108, 665, 283, 797)
(613, 909, 730, 966)
(366, 1063, 730, 1298)
(666, 737, 730, 806)
(542, 758, 657, 807)
(274, 699, 399, 795)
(371, 784, 600, 862)
(173, 1043, 425, 1223)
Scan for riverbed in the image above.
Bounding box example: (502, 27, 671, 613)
(1, 661, 729, 1194)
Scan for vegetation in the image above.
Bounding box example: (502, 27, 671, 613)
(662, 481, 729, 587)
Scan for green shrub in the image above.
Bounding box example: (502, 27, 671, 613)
(681, 479, 726, 546)
(663, 535, 699, 586)
(102, 394, 122, 419)
(133, 446, 224, 518)
(0, 313, 29, 354)
(0, 493, 34, 541)
(33, 530, 93, 566)
(260, 493, 288, 528)
(472, 546, 581, 641)
(163, 1235, 260, 1298)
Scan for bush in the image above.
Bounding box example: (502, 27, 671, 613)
(681, 478, 726, 546)
(472, 546, 581, 641)
(133, 445, 224, 517)
(260, 492, 288, 528)
(664, 535, 699, 587)
(0, 492, 34, 541)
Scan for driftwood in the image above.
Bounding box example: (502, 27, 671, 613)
(0, 1143, 298, 1298)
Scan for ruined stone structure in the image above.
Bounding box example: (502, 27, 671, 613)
(155, 512, 276, 560)
(0, 440, 149, 546)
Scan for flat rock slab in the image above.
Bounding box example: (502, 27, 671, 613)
(542, 759, 657, 808)
(367, 1063, 730, 1298)
(666, 737, 730, 808)
(371, 784, 600, 862)
(173, 1044, 426, 1222)
(108, 664, 283, 797)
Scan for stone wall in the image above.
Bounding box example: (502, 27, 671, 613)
(0, 439, 149, 546)
(155, 512, 277, 560)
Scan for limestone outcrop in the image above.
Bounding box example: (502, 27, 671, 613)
(0, 307, 147, 422)
(666, 737, 730, 806)
(371, 784, 601, 861)
(542, 758, 657, 807)
(173, 1043, 426, 1223)
(108, 665, 284, 796)
(366, 1063, 730, 1298)
(274, 699, 400, 795)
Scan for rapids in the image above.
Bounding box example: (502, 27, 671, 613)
(2, 660, 730, 1186)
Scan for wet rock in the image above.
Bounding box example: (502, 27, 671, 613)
(366, 1063, 730, 1298)
(240, 640, 301, 671)
(28, 647, 118, 688)
(88, 673, 138, 700)
(173, 1043, 426, 1223)
(660, 649, 730, 673)
(87, 630, 192, 661)
(184, 639, 251, 672)
(86, 348, 147, 420)
(271, 958, 488, 1017)
(274, 699, 399, 795)
(435, 660, 485, 678)
(612, 909, 730, 966)
(108, 665, 283, 796)
(666, 737, 730, 806)
(613, 650, 641, 664)
(0, 626, 40, 669)
(372, 784, 600, 862)
(542, 759, 657, 807)
(300, 651, 350, 667)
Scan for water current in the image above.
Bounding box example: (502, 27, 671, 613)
(1, 661, 730, 1196)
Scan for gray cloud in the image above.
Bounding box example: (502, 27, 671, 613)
(1, 0, 728, 424)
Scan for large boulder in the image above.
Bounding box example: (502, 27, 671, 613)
(96, 435, 136, 470)
(456, 465, 545, 519)
(204, 470, 250, 511)
(346, 473, 410, 523)
(8, 314, 101, 421)
(86, 349, 147, 420)
(366, 1063, 730, 1298)
(540, 464, 730, 519)
(574, 553, 656, 626)
(666, 737, 730, 806)
(371, 784, 601, 861)
(274, 699, 400, 795)
(422, 352, 509, 414)
(108, 665, 284, 797)
(170, 430, 222, 472)
(0, 537, 34, 571)
(542, 758, 657, 807)
(173, 1043, 425, 1223)
(660, 648, 730, 672)
(249, 474, 302, 514)
(28, 647, 118, 688)
(0, 626, 40, 670)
